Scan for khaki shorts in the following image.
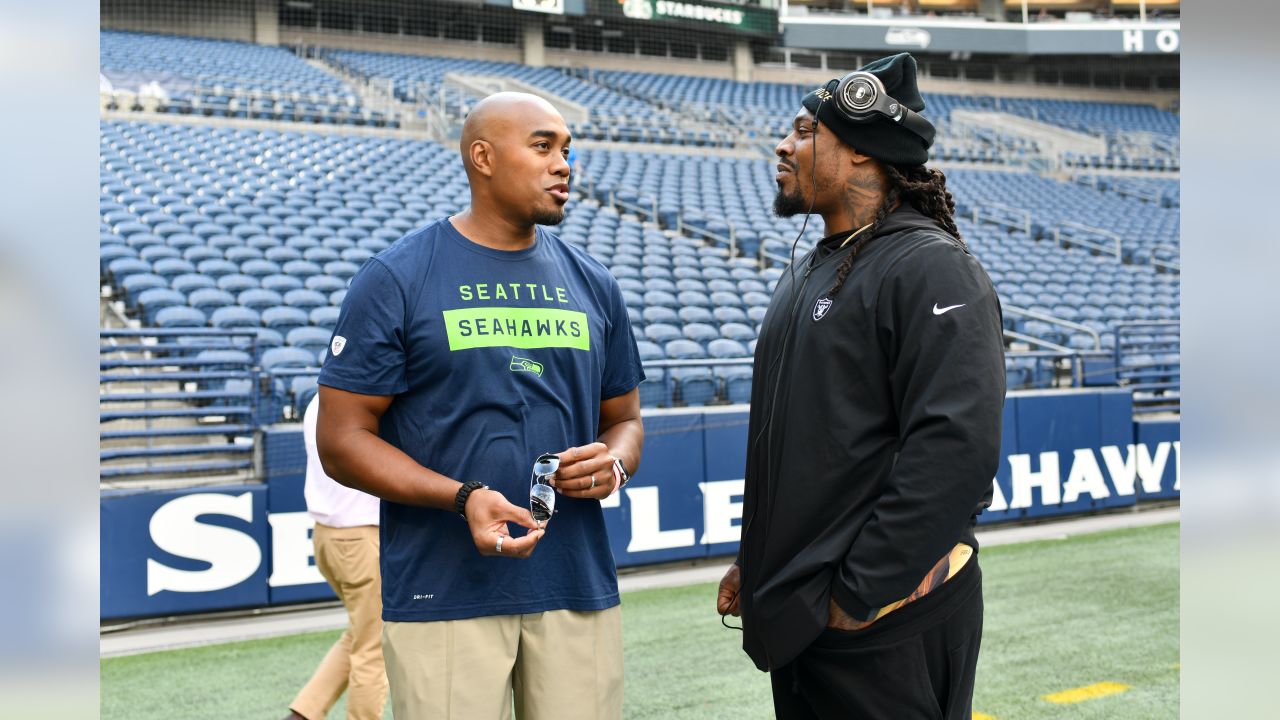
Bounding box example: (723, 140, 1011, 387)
(383, 605, 623, 720)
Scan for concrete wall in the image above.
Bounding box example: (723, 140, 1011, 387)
(253, 0, 279, 46)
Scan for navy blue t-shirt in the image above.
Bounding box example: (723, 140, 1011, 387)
(318, 218, 644, 622)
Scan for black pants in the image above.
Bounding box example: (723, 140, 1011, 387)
(771, 559, 983, 720)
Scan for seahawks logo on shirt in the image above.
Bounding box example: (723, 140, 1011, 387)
(812, 297, 832, 322)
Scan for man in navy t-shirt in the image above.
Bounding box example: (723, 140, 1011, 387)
(316, 92, 645, 720)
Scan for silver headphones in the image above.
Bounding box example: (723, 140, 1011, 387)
(826, 71, 935, 144)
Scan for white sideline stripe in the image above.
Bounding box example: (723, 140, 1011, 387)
(100, 506, 1178, 658)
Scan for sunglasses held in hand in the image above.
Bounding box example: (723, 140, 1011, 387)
(530, 453, 558, 528)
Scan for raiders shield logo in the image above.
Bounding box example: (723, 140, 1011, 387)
(812, 297, 832, 322)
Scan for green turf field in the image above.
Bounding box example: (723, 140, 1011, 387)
(101, 522, 1178, 719)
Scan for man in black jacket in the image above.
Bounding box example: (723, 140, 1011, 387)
(716, 53, 1006, 719)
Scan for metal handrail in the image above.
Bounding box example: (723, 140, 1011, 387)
(1007, 349, 1116, 388)
(1053, 220, 1122, 262)
(610, 191, 659, 224)
(1002, 304, 1101, 351)
(972, 202, 1032, 236)
(680, 220, 737, 257)
(1149, 243, 1182, 273)
(1004, 329, 1072, 353)
(1112, 320, 1180, 416)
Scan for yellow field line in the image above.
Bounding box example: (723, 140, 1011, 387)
(973, 713, 997, 720)
(1043, 681, 1131, 704)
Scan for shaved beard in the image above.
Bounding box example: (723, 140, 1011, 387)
(773, 185, 809, 218)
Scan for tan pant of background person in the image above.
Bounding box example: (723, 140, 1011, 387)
(289, 524, 387, 720)
(383, 605, 623, 720)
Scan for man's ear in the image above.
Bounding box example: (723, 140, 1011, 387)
(469, 140, 495, 178)
(846, 146, 877, 167)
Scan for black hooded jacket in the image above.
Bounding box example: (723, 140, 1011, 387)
(737, 204, 1005, 671)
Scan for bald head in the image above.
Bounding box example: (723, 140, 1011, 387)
(460, 92, 567, 174)
(456, 91, 573, 229)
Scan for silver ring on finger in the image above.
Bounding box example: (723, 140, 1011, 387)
(590, 474, 597, 489)
(495, 535, 504, 553)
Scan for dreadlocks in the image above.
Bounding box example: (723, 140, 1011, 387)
(825, 164, 965, 298)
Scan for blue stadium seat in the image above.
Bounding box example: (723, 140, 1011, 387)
(188, 288, 235, 314)
(291, 375, 320, 418)
(265, 246, 303, 264)
(182, 247, 222, 265)
(120, 273, 168, 305)
(305, 275, 347, 293)
(644, 323, 682, 345)
(309, 306, 340, 331)
(287, 326, 332, 352)
(642, 307, 680, 326)
(284, 288, 328, 310)
(713, 307, 749, 325)
(108, 257, 152, 284)
(139, 245, 182, 264)
(237, 288, 284, 312)
(717, 366, 752, 404)
(707, 338, 749, 359)
(262, 274, 305, 293)
(210, 306, 261, 329)
(136, 287, 186, 324)
(155, 305, 207, 328)
(709, 290, 742, 308)
(198, 259, 240, 279)
(171, 273, 217, 295)
(241, 259, 282, 279)
(284, 259, 323, 279)
(677, 291, 712, 309)
(217, 274, 259, 294)
(683, 323, 720, 345)
(261, 346, 317, 372)
(100, 245, 138, 274)
(224, 247, 263, 264)
(643, 290, 679, 309)
(262, 306, 309, 334)
(677, 306, 714, 325)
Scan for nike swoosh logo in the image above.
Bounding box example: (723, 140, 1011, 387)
(933, 303, 965, 315)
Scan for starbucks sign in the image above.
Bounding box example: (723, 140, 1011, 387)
(606, 0, 777, 35)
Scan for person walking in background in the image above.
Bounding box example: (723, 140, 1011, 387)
(285, 393, 387, 720)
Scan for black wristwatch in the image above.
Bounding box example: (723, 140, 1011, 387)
(455, 480, 487, 519)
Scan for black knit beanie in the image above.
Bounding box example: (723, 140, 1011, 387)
(801, 53, 934, 166)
